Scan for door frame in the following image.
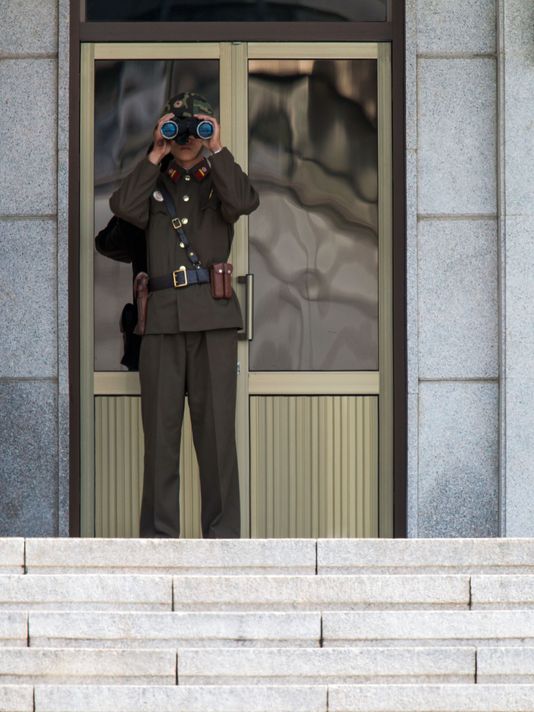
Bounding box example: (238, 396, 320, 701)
(68, 0, 407, 537)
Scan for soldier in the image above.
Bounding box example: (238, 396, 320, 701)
(109, 91, 260, 538)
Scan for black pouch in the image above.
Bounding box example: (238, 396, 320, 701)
(119, 302, 141, 371)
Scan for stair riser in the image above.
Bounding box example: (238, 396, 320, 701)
(25, 539, 316, 576)
(176, 647, 474, 685)
(28, 611, 320, 648)
(2, 574, 534, 610)
(323, 610, 534, 647)
(329, 684, 534, 711)
(2, 538, 534, 577)
(1, 610, 532, 648)
(25, 683, 534, 712)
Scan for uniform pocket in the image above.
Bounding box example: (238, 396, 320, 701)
(201, 187, 220, 211)
(149, 198, 168, 216)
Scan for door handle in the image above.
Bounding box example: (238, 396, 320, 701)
(237, 273, 254, 341)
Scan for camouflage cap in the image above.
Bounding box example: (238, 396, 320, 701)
(162, 91, 215, 118)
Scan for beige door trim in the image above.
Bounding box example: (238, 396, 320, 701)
(80, 43, 96, 536)
(221, 41, 251, 536)
(377, 42, 393, 536)
(248, 42, 378, 59)
(93, 43, 221, 59)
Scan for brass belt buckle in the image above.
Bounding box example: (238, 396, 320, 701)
(172, 266, 188, 288)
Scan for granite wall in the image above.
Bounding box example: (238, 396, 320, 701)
(0, 0, 69, 536)
(406, 0, 534, 536)
(405, 0, 500, 536)
(498, 0, 534, 535)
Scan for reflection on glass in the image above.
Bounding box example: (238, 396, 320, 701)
(248, 59, 378, 371)
(94, 59, 219, 371)
(87, 0, 386, 22)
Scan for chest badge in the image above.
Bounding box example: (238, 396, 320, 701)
(152, 190, 164, 202)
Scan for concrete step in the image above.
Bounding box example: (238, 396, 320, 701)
(0, 539, 24, 574)
(24, 538, 316, 575)
(471, 575, 534, 608)
(29, 611, 320, 648)
(23, 684, 534, 711)
(328, 684, 534, 711)
(0, 612, 27, 647)
(177, 646, 475, 685)
(3, 537, 534, 576)
(0, 648, 175, 685)
(6, 572, 534, 611)
(318, 538, 534, 575)
(177, 646, 534, 685)
(322, 610, 534, 647)
(0, 574, 172, 610)
(2, 684, 328, 711)
(0, 572, 498, 612)
(171, 574, 469, 610)
(0, 685, 33, 712)
(478, 647, 534, 683)
(26, 610, 534, 650)
(0, 645, 476, 686)
(172, 573, 534, 611)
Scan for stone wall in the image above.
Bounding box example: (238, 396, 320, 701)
(498, 0, 534, 534)
(0, 0, 69, 536)
(406, 0, 534, 536)
(406, 0, 500, 536)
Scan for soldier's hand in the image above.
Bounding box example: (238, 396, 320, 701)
(148, 113, 175, 165)
(194, 113, 223, 153)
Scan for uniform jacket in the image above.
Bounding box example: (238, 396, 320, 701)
(109, 147, 260, 333)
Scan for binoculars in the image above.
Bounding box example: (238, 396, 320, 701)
(160, 116, 214, 144)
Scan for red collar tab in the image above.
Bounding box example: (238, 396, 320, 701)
(167, 158, 210, 184)
(167, 164, 181, 183)
(192, 161, 210, 182)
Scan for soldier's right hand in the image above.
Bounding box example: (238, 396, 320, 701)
(148, 113, 175, 165)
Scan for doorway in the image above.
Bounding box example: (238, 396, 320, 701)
(80, 41, 392, 538)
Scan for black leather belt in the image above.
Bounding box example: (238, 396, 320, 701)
(149, 266, 210, 291)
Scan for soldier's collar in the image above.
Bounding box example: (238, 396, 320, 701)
(167, 157, 210, 184)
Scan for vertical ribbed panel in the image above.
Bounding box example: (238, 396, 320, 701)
(94, 396, 201, 538)
(250, 396, 378, 538)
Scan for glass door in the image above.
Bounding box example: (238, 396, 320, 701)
(79, 42, 392, 538)
(244, 44, 392, 536)
(81, 43, 227, 537)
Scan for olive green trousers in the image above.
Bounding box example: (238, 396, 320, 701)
(138, 329, 240, 538)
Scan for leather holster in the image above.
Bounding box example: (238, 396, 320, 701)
(133, 271, 149, 335)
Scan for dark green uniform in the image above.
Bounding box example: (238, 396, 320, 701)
(109, 147, 259, 538)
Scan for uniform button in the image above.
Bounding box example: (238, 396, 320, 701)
(184, 175, 191, 181)
(181, 218, 189, 225)
(183, 195, 190, 202)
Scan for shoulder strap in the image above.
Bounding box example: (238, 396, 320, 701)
(156, 178, 203, 269)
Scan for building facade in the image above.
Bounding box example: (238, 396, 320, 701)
(0, 0, 532, 539)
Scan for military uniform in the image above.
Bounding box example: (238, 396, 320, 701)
(109, 94, 259, 538)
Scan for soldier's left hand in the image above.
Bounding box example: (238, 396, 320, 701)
(194, 114, 222, 153)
